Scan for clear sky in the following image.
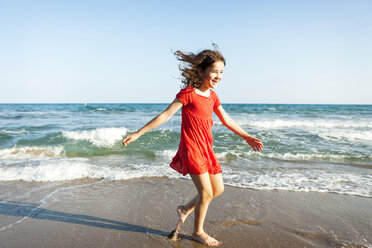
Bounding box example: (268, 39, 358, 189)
(1, 0, 371, 104)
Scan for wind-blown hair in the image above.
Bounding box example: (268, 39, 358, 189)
(174, 43, 226, 88)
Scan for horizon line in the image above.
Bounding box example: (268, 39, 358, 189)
(0, 102, 371, 105)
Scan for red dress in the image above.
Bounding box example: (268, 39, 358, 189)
(170, 86, 222, 176)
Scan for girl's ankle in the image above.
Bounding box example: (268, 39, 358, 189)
(192, 230, 205, 235)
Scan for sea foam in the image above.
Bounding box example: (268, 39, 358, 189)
(0, 158, 181, 182)
(223, 167, 372, 198)
(235, 119, 372, 129)
(1, 157, 370, 198)
(1, 129, 28, 134)
(0, 146, 65, 159)
(155, 149, 177, 158)
(61, 127, 127, 147)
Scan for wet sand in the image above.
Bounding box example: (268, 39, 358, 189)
(0, 177, 371, 248)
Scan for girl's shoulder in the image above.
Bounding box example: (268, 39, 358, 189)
(210, 89, 220, 99)
(176, 86, 195, 106)
(180, 85, 195, 93)
(177, 85, 195, 97)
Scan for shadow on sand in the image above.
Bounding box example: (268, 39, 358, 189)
(0, 200, 169, 237)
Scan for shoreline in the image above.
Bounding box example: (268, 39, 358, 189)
(1, 177, 371, 247)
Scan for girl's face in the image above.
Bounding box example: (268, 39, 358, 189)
(201, 61, 225, 89)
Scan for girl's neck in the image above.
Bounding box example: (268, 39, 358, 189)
(194, 87, 211, 97)
(197, 84, 210, 93)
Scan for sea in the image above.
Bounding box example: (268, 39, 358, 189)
(0, 103, 371, 198)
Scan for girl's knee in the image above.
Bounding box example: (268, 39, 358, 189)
(200, 190, 213, 202)
(213, 185, 224, 198)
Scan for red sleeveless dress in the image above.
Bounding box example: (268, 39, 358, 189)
(170, 86, 222, 176)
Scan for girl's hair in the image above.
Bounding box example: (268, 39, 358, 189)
(174, 43, 226, 88)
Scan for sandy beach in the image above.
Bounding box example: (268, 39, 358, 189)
(0, 177, 371, 248)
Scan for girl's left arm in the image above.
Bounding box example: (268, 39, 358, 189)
(214, 105, 263, 152)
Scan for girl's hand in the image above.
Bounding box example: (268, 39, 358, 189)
(122, 133, 139, 147)
(244, 135, 263, 152)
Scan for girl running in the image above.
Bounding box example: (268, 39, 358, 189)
(122, 44, 263, 246)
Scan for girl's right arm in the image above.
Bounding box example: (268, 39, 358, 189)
(122, 98, 183, 147)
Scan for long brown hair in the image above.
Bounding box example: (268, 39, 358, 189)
(174, 43, 226, 88)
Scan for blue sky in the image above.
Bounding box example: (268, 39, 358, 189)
(1, 0, 371, 104)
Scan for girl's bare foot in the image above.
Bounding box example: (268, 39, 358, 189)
(175, 205, 191, 233)
(167, 229, 181, 241)
(192, 231, 221, 247)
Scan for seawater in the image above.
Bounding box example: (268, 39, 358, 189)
(0, 103, 371, 197)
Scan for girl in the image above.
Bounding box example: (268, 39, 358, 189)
(122, 44, 263, 246)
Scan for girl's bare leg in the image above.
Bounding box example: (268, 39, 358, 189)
(189, 172, 224, 246)
(174, 195, 198, 233)
(209, 173, 224, 199)
(174, 173, 224, 235)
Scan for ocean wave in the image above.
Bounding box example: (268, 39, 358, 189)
(235, 119, 372, 129)
(85, 106, 108, 111)
(223, 168, 372, 198)
(0, 157, 370, 198)
(318, 130, 372, 142)
(263, 152, 372, 162)
(61, 127, 127, 147)
(23, 124, 58, 131)
(0, 146, 65, 159)
(0, 143, 368, 163)
(0, 159, 180, 182)
(221, 118, 372, 142)
(215, 151, 372, 163)
(155, 149, 177, 158)
(1, 129, 28, 134)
